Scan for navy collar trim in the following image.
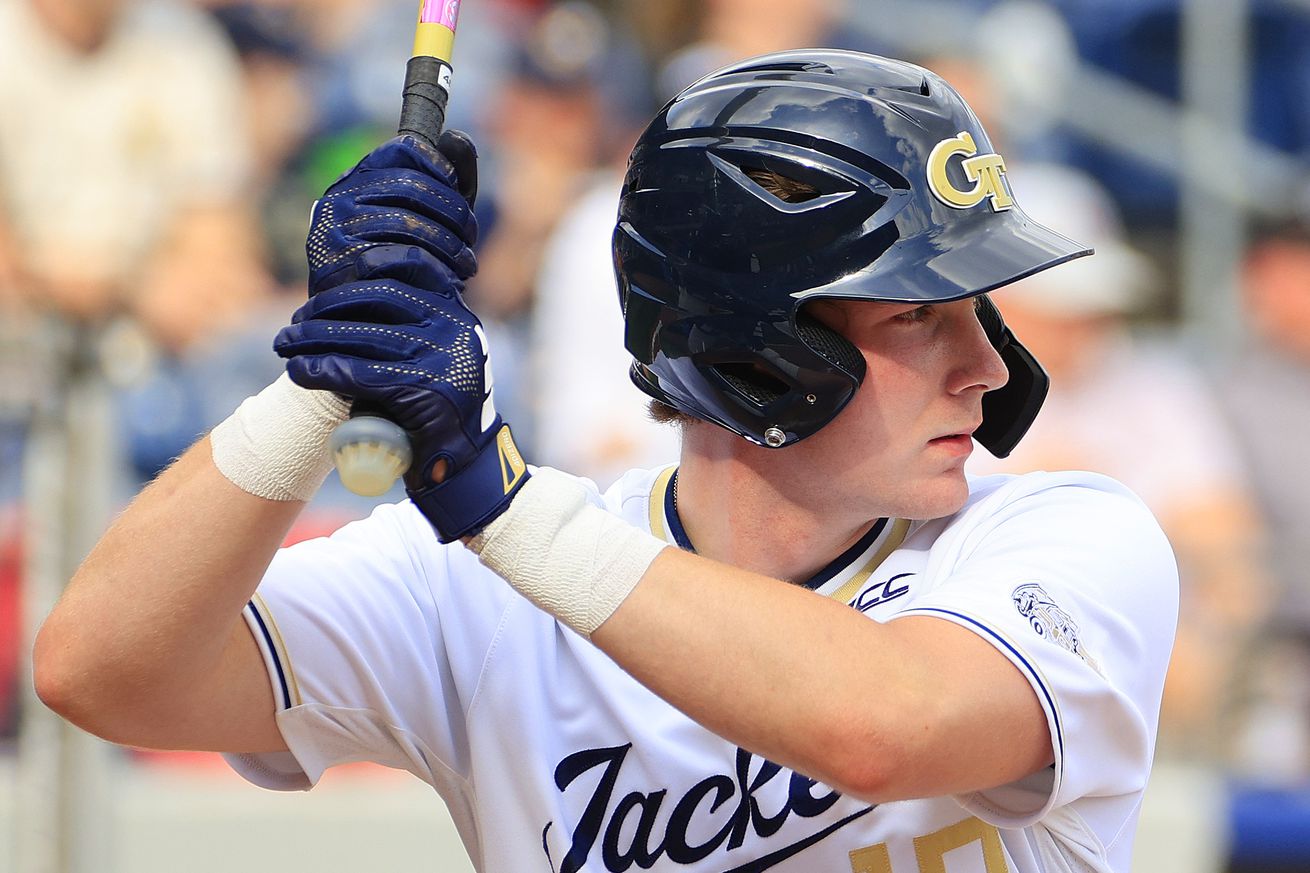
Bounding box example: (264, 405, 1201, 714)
(664, 469, 889, 591)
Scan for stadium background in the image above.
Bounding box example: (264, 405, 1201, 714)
(1, 0, 1309, 870)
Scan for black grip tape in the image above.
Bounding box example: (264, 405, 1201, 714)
(398, 55, 450, 151)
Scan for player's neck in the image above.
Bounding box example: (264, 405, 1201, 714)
(675, 433, 881, 585)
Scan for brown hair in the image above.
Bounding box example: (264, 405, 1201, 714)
(744, 167, 820, 203)
(647, 399, 698, 429)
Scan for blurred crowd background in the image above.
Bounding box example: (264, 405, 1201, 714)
(1, 0, 1309, 871)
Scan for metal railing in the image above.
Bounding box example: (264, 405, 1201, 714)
(850, 0, 1310, 352)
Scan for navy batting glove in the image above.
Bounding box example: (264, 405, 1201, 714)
(307, 130, 480, 296)
(274, 279, 529, 541)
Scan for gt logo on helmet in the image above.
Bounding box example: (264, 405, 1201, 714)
(927, 131, 1014, 212)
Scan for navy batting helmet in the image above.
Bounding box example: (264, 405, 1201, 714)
(613, 50, 1090, 456)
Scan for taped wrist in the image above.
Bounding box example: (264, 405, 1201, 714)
(467, 468, 669, 637)
(210, 373, 351, 501)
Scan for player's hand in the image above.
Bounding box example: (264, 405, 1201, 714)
(274, 276, 529, 542)
(307, 131, 480, 296)
(277, 132, 529, 542)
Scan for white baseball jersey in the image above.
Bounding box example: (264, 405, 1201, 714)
(228, 466, 1178, 873)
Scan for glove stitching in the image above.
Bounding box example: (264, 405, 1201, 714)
(368, 363, 442, 382)
(341, 210, 457, 232)
(339, 283, 430, 308)
(331, 284, 464, 317)
(325, 323, 446, 352)
(309, 243, 369, 271)
(368, 357, 480, 394)
(329, 176, 460, 206)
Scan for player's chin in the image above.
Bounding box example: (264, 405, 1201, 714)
(902, 468, 971, 521)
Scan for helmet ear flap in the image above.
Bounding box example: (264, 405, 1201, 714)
(974, 296, 1048, 458)
(704, 313, 865, 426)
(794, 312, 865, 378)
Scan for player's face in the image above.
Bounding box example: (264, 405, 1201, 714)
(789, 297, 1008, 520)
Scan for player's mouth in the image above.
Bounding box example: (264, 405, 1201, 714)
(927, 425, 980, 456)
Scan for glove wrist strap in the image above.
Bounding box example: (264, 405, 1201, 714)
(407, 423, 530, 542)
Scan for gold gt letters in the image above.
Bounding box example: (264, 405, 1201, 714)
(926, 131, 1014, 212)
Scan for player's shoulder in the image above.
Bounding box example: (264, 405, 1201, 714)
(962, 469, 1149, 516)
(940, 470, 1169, 557)
(942, 470, 1175, 573)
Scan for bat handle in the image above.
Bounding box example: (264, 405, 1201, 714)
(330, 412, 414, 497)
(331, 55, 455, 496)
(398, 55, 451, 151)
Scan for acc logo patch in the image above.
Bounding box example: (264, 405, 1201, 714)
(927, 131, 1014, 212)
(1012, 583, 1101, 674)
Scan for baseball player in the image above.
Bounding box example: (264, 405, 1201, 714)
(36, 51, 1178, 873)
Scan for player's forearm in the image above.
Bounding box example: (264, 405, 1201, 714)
(468, 471, 1049, 803)
(33, 435, 301, 738)
(468, 473, 945, 799)
(591, 548, 914, 798)
(592, 548, 1051, 803)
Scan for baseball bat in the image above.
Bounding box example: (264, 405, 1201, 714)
(329, 0, 462, 497)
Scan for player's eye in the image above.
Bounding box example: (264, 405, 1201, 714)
(893, 305, 934, 324)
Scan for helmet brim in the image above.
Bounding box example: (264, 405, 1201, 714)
(795, 210, 1094, 305)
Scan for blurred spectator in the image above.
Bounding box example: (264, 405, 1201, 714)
(970, 164, 1271, 873)
(463, 1, 633, 452)
(0, 0, 266, 733)
(0, 0, 264, 350)
(205, 3, 316, 289)
(471, 2, 616, 324)
(653, 0, 871, 99)
(530, 174, 681, 486)
(112, 3, 388, 522)
(1220, 222, 1310, 786)
(913, 1, 1081, 166)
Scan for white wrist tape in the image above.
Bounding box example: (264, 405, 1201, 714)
(467, 468, 669, 637)
(210, 373, 351, 501)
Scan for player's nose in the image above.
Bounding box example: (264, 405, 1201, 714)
(948, 301, 1009, 395)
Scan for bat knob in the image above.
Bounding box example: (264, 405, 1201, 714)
(330, 416, 413, 497)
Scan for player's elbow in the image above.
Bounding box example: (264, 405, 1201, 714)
(33, 614, 82, 722)
(32, 609, 127, 740)
(823, 758, 896, 805)
(811, 696, 968, 804)
(804, 715, 902, 804)
(32, 611, 94, 725)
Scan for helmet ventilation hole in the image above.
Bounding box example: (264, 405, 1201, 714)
(743, 167, 822, 204)
(713, 362, 788, 407)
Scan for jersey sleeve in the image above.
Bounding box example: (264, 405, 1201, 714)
(896, 475, 1179, 828)
(225, 501, 515, 794)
